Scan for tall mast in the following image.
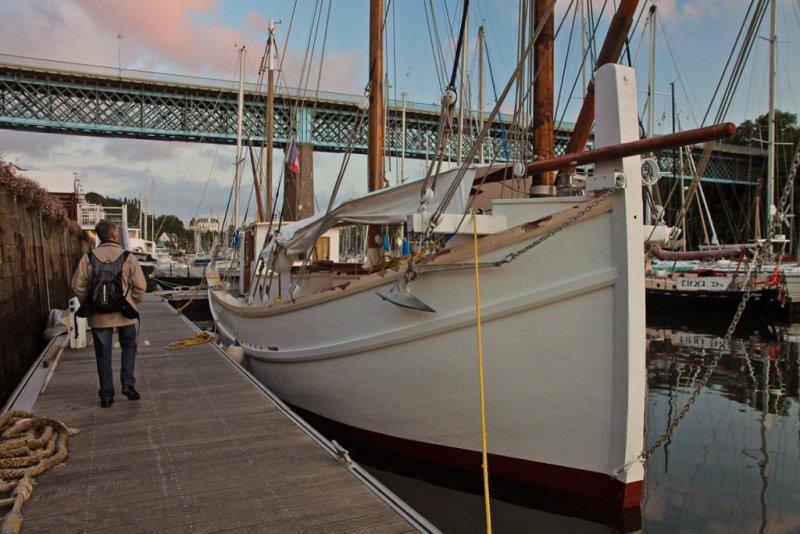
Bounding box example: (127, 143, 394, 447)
(580, 0, 587, 91)
(647, 5, 656, 138)
(368, 0, 384, 192)
(401, 91, 407, 181)
(478, 25, 485, 164)
(458, 22, 467, 164)
(365, 0, 384, 266)
(766, 0, 777, 234)
(645, 4, 656, 224)
(261, 20, 278, 221)
(234, 46, 246, 229)
(531, 0, 555, 197)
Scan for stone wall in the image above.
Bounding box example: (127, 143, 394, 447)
(0, 192, 89, 405)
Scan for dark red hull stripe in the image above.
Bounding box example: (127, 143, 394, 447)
(288, 404, 642, 510)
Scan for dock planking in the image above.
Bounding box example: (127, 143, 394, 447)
(20, 295, 422, 533)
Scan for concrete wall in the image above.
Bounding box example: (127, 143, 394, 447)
(0, 192, 89, 405)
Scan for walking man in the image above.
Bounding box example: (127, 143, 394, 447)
(72, 219, 147, 408)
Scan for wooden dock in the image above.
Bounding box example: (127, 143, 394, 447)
(13, 295, 432, 533)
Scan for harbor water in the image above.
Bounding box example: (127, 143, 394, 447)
(330, 319, 800, 532)
(182, 303, 800, 532)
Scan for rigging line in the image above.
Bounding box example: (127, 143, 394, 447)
(416, 1, 472, 196)
(588, 0, 599, 69)
(471, 211, 493, 534)
(483, 41, 511, 161)
(439, 0, 458, 58)
(298, 2, 319, 93)
(433, 0, 558, 225)
(515, 0, 527, 144)
(703, 0, 764, 126)
(554, 0, 580, 134)
(275, 89, 372, 296)
(658, 24, 701, 128)
(626, 0, 650, 59)
(423, 0, 447, 87)
(391, 0, 398, 174)
(191, 146, 221, 223)
(253, 158, 288, 298)
(629, 12, 649, 67)
(212, 166, 237, 267)
(290, 0, 322, 134)
(715, 4, 768, 128)
(714, 1, 768, 124)
(313, 1, 333, 96)
(702, 0, 759, 126)
(241, 151, 257, 225)
(279, 0, 298, 72)
(447, 0, 470, 90)
(475, 0, 509, 77)
(554, 0, 608, 133)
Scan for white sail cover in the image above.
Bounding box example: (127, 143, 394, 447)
(260, 165, 499, 269)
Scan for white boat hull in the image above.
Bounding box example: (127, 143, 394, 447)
(209, 65, 647, 508)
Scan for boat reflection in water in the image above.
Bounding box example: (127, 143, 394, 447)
(328, 322, 800, 532)
(643, 323, 800, 533)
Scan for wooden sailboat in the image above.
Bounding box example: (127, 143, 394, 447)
(642, 2, 790, 321)
(207, 2, 735, 509)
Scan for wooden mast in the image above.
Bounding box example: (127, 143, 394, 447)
(366, 0, 384, 264)
(368, 0, 384, 192)
(564, 0, 640, 155)
(530, 0, 555, 197)
(264, 19, 278, 221)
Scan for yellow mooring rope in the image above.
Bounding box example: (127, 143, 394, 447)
(165, 331, 216, 350)
(472, 211, 492, 533)
(0, 411, 77, 534)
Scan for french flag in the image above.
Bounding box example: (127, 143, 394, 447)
(287, 139, 300, 174)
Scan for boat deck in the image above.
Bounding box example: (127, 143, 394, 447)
(17, 295, 423, 532)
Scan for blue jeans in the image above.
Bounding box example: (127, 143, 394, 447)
(92, 324, 137, 400)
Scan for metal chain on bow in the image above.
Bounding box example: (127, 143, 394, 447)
(495, 185, 620, 267)
(642, 140, 800, 461)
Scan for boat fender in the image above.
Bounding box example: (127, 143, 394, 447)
(226, 341, 246, 364)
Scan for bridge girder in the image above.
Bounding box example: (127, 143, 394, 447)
(0, 63, 762, 184)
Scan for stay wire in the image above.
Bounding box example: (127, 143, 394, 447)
(431, 0, 558, 225)
(554, 0, 608, 134)
(447, 0, 470, 90)
(423, 0, 447, 87)
(713, 1, 768, 125)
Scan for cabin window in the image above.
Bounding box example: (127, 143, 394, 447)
(314, 237, 330, 261)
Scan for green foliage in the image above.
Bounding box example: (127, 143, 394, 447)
(86, 192, 193, 249)
(729, 110, 799, 150)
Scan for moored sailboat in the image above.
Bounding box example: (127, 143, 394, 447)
(209, 52, 737, 506)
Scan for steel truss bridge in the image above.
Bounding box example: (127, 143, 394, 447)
(0, 56, 764, 185)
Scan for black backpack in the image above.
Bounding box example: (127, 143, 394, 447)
(85, 250, 130, 314)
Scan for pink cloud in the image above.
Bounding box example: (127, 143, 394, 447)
(74, 0, 215, 51)
(71, 0, 257, 76)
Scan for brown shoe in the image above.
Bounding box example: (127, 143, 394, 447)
(121, 385, 140, 400)
(100, 398, 114, 408)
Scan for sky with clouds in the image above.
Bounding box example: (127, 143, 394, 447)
(0, 0, 798, 225)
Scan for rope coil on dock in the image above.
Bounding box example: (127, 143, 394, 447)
(0, 411, 77, 534)
(165, 331, 216, 350)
